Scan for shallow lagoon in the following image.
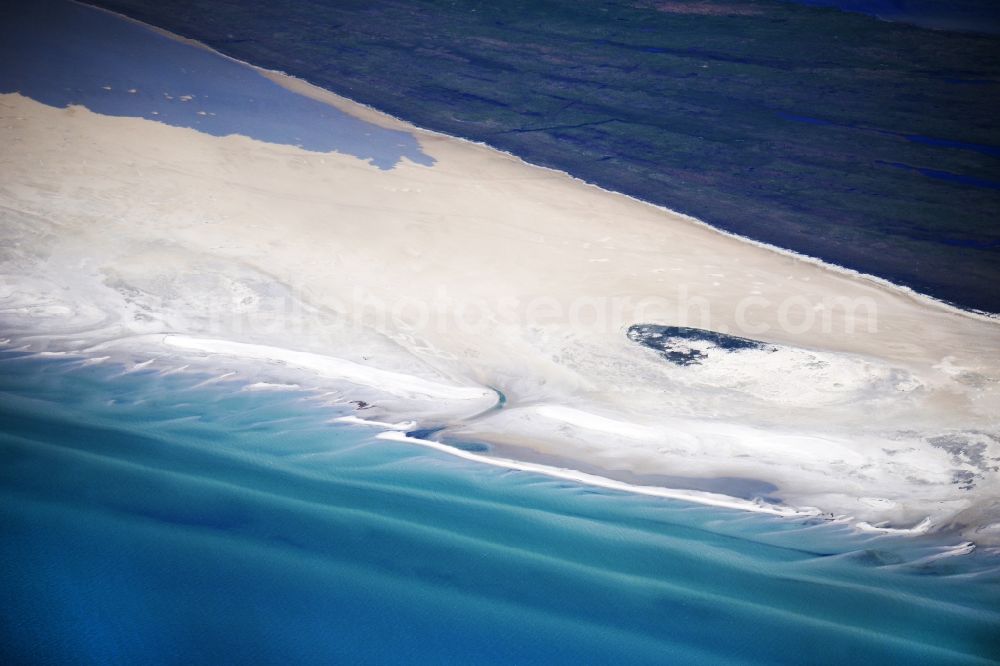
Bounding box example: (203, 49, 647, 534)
(0, 0, 433, 170)
(1, 351, 998, 664)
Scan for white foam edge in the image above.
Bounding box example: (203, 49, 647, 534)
(156, 334, 496, 404)
(334, 415, 416, 430)
(855, 516, 933, 536)
(376, 430, 821, 518)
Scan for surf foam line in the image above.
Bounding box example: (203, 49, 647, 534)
(7, 340, 940, 534)
(856, 517, 934, 536)
(376, 430, 822, 518)
(333, 415, 416, 430)
(159, 334, 497, 404)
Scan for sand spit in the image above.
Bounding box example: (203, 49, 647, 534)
(2, 12, 999, 540)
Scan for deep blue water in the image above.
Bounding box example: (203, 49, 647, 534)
(1, 351, 999, 664)
(776, 112, 1000, 160)
(878, 161, 1000, 191)
(786, 0, 1000, 34)
(0, 0, 433, 170)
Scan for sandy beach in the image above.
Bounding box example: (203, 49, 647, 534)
(2, 13, 999, 541)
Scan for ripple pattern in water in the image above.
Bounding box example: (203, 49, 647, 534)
(1, 351, 998, 664)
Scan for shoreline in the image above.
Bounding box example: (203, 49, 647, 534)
(375, 430, 822, 518)
(78, 0, 1000, 322)
(0, 343, 878, 530)
(1, 341, 963, 541)
(3, 344, 998, 665)
(2, 342, 824, 521)
(4, 1, 1000, 544)
(237, 36, 996, 324)
(4, 334, 969, 540)
(3, 89, 997, 537)
(0, 335, 983, 543)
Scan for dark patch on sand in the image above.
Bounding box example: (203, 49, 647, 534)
(628, 324, 776, 366)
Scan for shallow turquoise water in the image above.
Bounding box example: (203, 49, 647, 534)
(1, 351, 997, 664)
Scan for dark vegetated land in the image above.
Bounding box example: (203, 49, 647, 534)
(84, 0, 1000, 311)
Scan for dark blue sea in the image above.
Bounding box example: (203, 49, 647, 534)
(787, 0, 1000, 35)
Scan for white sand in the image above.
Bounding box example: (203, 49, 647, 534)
(376, 431, 821, 517)
(2, 38, 999, 540)
(333, 415, 417, 431)
(163, 334, 497, 412)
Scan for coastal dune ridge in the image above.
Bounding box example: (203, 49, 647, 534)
(2, 0, 1000, 543)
